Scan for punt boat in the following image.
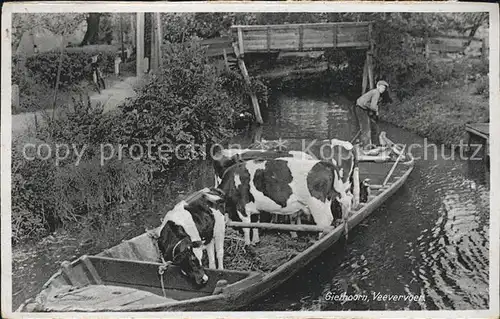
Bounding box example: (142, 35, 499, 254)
(18, 136, 415, 312)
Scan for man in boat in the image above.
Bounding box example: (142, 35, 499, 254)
(354, 80, 390, 149)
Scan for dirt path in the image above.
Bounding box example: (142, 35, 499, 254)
(12, 76, 138, 136)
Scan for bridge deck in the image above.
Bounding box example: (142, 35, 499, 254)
(231, 22, 372, 54)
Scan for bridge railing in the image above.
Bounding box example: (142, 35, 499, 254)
(230, 22, 372, 55)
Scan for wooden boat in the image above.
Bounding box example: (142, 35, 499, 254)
(18, 139, 415, 312)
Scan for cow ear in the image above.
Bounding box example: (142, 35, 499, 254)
(203, 188, 224, 203)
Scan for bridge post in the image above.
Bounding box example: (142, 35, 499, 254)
(233, 43, 263, 124)
(362, 58, 368, 95)
(368, 22, 375, 89)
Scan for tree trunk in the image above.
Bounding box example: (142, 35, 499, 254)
(80, 13, 101, 46)
(51, 35, 66, 137)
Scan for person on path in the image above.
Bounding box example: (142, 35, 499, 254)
(354, 80, 389, 148)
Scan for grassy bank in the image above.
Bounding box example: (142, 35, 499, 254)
(381, 65, 489, 146)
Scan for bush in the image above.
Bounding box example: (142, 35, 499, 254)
(11, 98, 151, 244)
(115, 41, 259, 172)
(473, 76, 488, 97)
(19, 45, 117, 89)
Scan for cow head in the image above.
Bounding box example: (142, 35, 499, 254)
(158, 221, 208, 286)
(157, 188, 225, 286)
(324, 139, 355, 185)
(332, 164, 353, 223)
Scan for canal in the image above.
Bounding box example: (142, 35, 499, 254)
(11, 91, 490, 311)
(240, 92, 490, 311)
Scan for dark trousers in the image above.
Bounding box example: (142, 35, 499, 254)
(354, 105, 379, 146)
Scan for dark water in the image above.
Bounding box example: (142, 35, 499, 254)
(240, 93, 490, 311)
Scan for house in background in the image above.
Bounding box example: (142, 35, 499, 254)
(15, 21, 87, 56)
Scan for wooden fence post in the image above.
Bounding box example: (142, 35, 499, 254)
(12, 84, 19, 112)
(222, 49, 230, 71)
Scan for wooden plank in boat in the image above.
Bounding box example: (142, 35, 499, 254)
(116, 282, 206, 301)
(42, 285, 175, 312)
(81, 255, 103, 285)
(89, 256, 249, 294)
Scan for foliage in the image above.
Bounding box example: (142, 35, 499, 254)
(114, 41, 254, 172)
(473, 76, 488, 97)
(19, 45, 117, 89)
(12, 13, 87, 50)
(381, 81, 489, 146)
(11, 97, 151, 244)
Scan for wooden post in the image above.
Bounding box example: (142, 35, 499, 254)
(222, 49, 230, 71)
(266, 26, 271, 53)
(368, 23, 375, 89)
(114, 56, 121, 75)
(136, 13, 145, 77)
(481, 36, 487, 62)
(150, 13, 157, 73)
(237, 27, 245, 57)
(362, 56, 368, 95)
(299, 25, 304, 51)
(156, 13, 163, 68)
(12, 84, 19, 112)
(367, 51, 374, 89)
(233, 43, 263, 124)
(120, 14, 125, 62)
(130, 14, 136, 47)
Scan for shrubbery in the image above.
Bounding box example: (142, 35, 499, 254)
(11, 97, 151, 244)
(114, 41, 259, 172)
(12, 42, 260, 244)
(19, 45, 117, 89)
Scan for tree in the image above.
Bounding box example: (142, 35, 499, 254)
(80, 13, 101, 46)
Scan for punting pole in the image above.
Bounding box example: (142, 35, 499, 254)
(382, 144, 407, 186)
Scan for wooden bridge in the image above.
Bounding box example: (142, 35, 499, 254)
(231, 22, 372, 54)
(201, 22, 375, 124)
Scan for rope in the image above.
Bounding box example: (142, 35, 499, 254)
(158, 261, 172, 299)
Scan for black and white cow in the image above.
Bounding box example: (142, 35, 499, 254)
(213, 148, 316, 186)
(218, 157, 355, 246)
(213, 148, 316, 238)
(156, 187, 225, 286)
(322, 139, 360, 209)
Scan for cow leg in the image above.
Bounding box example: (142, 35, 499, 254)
(290, 212, 298, 239)
(213, 209, 226, 269)
(352, 166, 360, 208)
(308, 198, 334, 241)
(206, 240, 216, 269)
(270, 213, 278, 224)
(237, 209, 252, 246)
(252, 213, 260, 245)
